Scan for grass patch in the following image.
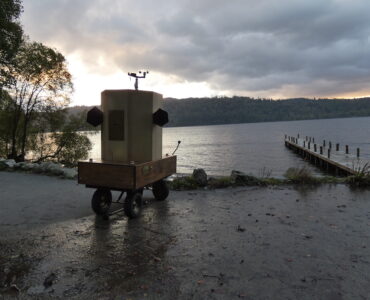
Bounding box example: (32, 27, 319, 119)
(169, 173, 288, 190)
(319, 176, 343, 184)
(168, 168, 341, 190)
(260, 177, 286, 185)
(207, 176, 234, 189)
(345, 163, 370, 187)
(168, 176, 200, 190)
(284, 167, 320, 184)
(233, 174, 262, 186)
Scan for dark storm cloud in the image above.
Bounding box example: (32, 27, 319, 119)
(23, 0, 370, 97)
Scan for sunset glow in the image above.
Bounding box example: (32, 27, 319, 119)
(21, 0, 370, 106)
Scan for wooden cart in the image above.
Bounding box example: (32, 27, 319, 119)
(78, 156, 176, 218)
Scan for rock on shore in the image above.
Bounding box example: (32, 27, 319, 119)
(0, 159, 77, 179)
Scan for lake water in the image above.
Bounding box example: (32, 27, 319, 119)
(87, 116, 370, 177)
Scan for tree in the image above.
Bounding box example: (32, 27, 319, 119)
(0, 90, 15, 156)
(4, 41, 73, 160)
(31, 111, 92, 166)
(0, 1, 91, 166)
(0, 0, 23, 93)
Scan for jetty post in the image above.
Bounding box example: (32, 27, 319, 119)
(284, 135, 364, 176)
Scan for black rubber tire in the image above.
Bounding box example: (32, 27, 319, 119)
(91, 188, 112, 215)
(124, 191, 143, 219)
(152, 179, 169, 201)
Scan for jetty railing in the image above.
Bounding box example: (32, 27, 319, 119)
(284, 135, 368, 176)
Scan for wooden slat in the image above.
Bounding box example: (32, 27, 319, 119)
(78, 156, 177, 190)
(78, 161, 135, 189)
(135, 156, 177, 188)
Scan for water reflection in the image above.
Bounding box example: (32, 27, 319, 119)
(86, 195, 174, 294)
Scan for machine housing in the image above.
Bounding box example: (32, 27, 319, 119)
(101, 89, 163, 163)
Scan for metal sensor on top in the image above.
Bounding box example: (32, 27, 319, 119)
(128, 70, 149, 90)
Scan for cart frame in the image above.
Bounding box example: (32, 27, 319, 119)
(78, 156, 176, 218)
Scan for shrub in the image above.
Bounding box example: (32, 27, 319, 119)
(284, 167, 319, 184)
(346, 163, 370, 187)
(54, 132, 92, 167)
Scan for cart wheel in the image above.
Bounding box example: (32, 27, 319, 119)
(91, 188, 112, 215)
(124, 191, 142, 218)
(152, 179, 169, 201)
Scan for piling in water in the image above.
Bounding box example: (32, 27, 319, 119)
(285, 136, 359, 176)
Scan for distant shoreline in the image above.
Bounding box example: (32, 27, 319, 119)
(69, 96, 370, 129)
(77, 114, 370, 131)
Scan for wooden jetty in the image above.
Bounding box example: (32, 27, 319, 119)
(285, 135, 369, 176)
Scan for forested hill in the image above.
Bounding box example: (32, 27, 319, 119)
(164, 97, 370, 127)
(70, 97, 370, 128)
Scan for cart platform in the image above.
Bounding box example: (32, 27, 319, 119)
(78, 156, 176, 190)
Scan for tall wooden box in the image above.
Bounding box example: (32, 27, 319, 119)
(101, 90, 163, 163)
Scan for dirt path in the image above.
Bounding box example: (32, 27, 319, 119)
(1, 172, 370, 299)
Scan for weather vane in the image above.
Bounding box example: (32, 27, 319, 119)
(128, 70, 149, 90)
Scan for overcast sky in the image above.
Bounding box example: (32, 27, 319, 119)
(22, 0, 370, 106)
